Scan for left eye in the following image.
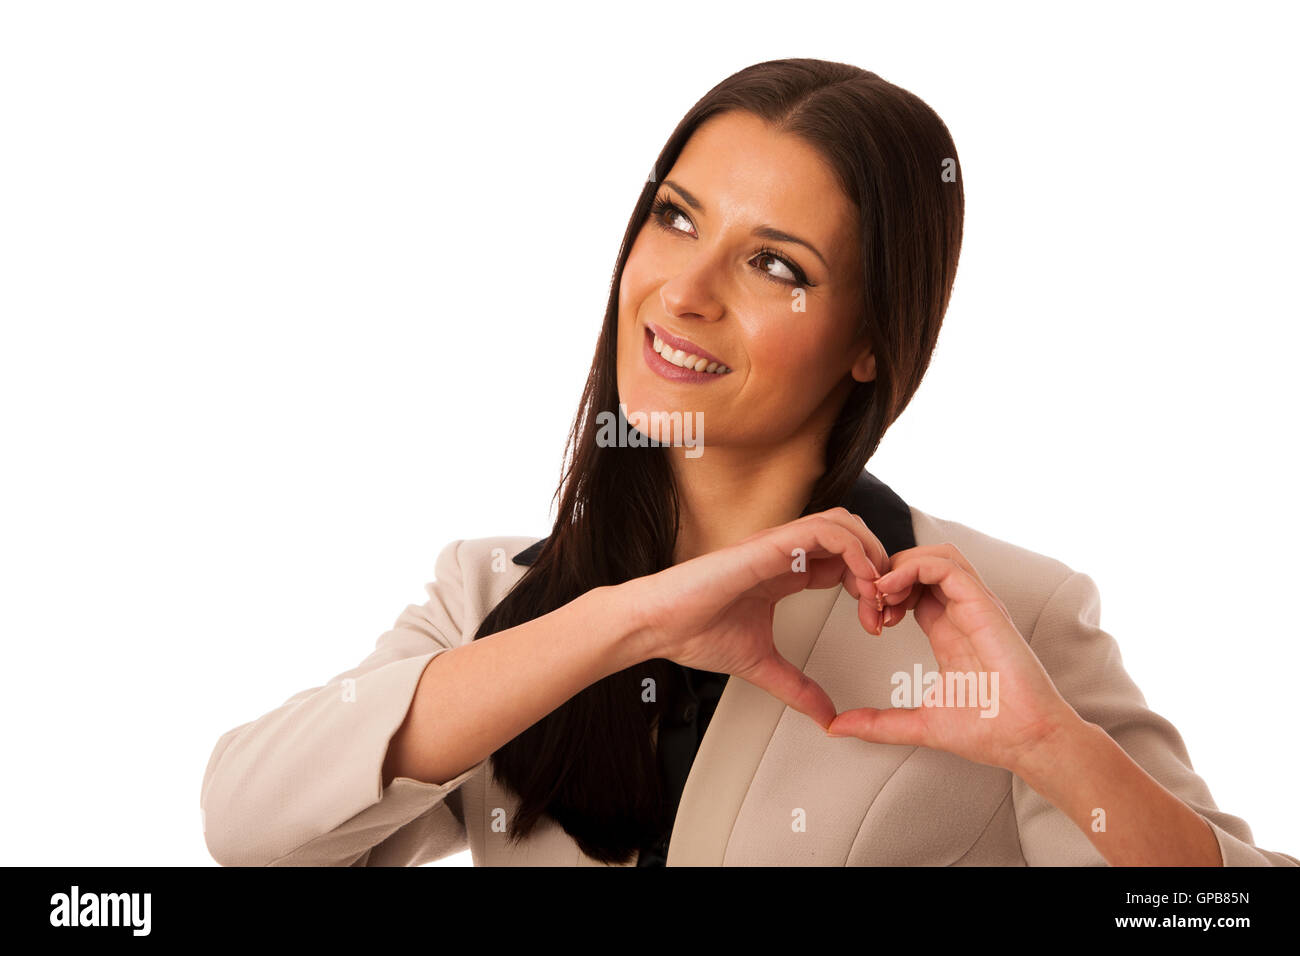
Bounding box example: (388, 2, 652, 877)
(752, 252, 798, 283)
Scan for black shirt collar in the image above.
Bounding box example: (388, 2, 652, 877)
(510, 468, 914, 566)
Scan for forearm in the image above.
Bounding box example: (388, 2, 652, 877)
(382, 582, 651, 787)
(1013, 718, 1223, 866)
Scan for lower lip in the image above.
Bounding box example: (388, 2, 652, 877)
(642, 327, 729, 384)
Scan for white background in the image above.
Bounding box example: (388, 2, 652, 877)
(2, 0, 1296, 866)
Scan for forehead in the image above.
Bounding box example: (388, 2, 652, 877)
(666, 110, 858, 267)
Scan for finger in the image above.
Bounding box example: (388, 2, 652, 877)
(758, 554, 875, 611)
(743, 651, 838, 731)
(750, 519, 884, 633)
(879, 583, 924, 608)
(836, 563, 886, 633)
(881, 600, 914, 628)
(887, 543, 984, 585)
(873, 555, 1010, 653)
(841, 565, 861, 600)
(876, 556, 961, 616)
(911, 586, 949, 636)
(800, 507, 892, 580)
(826, 705, 928, 747)
(838, 566, 881, 616)
(795, 518, 880, 585)
(884, 544, 1007, 617)
(861, 586, 884, 635)
(878, 577, 937, 628)
(769, 531, 877, 582)
(873, 570, 922, 631)
(849, 511, 893, 576)
(800, 550, 878, 600)
(745, 521, 878, 598)
(848, 570, 883, 635)
(872, 554, 986, 609)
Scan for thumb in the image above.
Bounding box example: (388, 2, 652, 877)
(741, 652, 837, 731)
(826, 705, 927, 746)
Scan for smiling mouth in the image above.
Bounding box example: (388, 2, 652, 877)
(644, 325, 732, 374)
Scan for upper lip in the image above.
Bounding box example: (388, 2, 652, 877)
(644, 321, 729, 368)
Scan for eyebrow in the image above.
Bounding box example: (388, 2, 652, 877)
(661, 178, 830, 271)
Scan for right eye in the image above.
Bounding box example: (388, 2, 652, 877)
(649, 194, 696, 237)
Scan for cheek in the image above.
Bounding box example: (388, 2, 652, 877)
(618, 234, 657, 316)
(745, 319, 826, 381)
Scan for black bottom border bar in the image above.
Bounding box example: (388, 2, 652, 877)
(10, 864, 1291, 941)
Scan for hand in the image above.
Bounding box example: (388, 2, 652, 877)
(825, 544, 1082, 774)
(630, 507, 891, 731)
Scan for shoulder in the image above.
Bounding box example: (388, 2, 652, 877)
(405, 535, 545, 642)
(436, 535, 546, 573)
(430, 534, 546, 616)
(434, 535, 546, 588)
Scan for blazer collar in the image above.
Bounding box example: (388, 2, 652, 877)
(509, 468, 915, 567)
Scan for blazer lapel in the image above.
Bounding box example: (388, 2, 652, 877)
(664, 582, 841, 864)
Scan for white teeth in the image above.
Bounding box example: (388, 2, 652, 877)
(652, 333, 730, 374)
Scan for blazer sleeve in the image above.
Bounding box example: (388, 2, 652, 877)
(200, 539, 489, 866)
(1011, 570, 1299, 867)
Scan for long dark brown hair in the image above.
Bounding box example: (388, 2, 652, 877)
(472, 57, 964, 863)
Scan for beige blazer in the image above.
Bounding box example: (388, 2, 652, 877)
(200, 490, 1298, 866)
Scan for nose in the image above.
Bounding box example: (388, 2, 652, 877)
(658, 256, 725, 325)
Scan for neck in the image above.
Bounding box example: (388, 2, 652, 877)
(664, 372, 859, 565)
(666, 439, 826, 565)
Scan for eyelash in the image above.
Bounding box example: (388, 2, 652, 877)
(648, 194, 815, 288)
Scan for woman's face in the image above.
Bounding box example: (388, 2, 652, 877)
(616, 109, 874, 451)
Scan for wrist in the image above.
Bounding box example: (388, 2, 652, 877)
(585, 579, 657, 671)
(1010, 709, 1095, 786)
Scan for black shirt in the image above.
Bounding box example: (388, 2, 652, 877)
(635, 663, 728, 867)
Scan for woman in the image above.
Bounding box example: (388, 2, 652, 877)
(200, 58, 1296, 867)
